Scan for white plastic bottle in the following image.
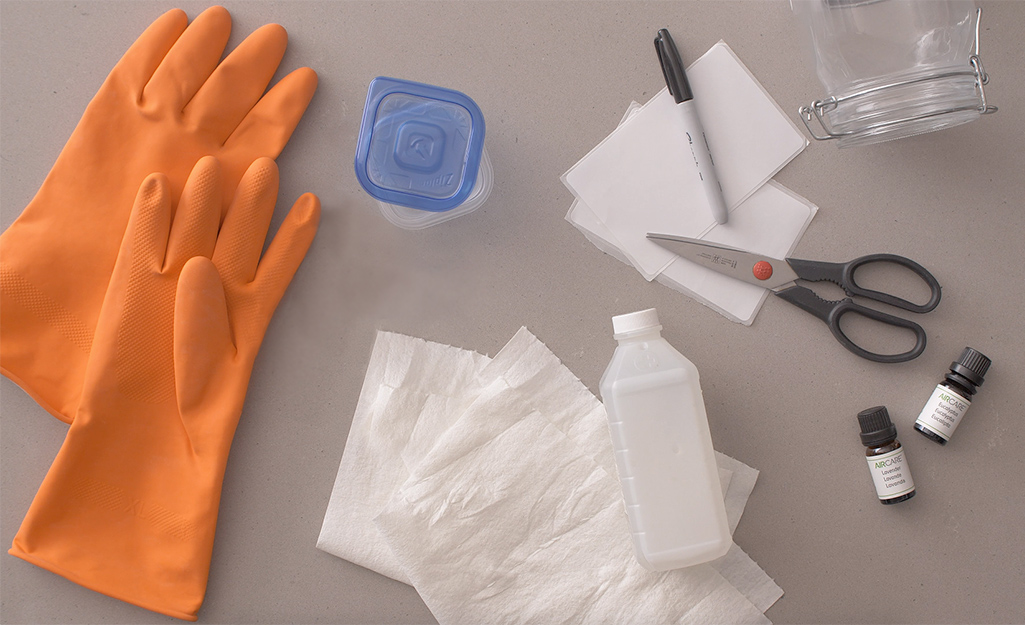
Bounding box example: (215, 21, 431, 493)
(599, 308, 731, 571)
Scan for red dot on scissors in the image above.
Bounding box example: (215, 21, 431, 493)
(752, 261, 773, 281)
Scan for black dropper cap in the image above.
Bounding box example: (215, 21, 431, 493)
(949, 347, 991, 388)
(858, 406, 898, 447)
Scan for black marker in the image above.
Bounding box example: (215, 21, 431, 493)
(655, 28, 728, 225)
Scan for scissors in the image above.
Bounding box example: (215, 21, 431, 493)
(646, 234, 942, 363)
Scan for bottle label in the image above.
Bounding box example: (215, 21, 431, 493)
(915, 385, 971, 442)
(866, 447, 915, 500)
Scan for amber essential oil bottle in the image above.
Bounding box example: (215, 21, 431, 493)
(858, 406, 916, 505)
(914, 347, 992, 445)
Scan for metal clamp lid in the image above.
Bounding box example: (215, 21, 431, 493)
(799, 8, 997, 142)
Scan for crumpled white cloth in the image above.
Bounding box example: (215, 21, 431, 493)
(317, 332, 490, 582)
(319, 329, 782, 622)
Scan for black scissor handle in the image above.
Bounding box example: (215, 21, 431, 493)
(787, 254, 941, 314)
(775, 285, 928, 363)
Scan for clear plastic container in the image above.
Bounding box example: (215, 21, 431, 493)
(791, 0, 997, 147)
(354, 77, 492, 229)
(599, 309, 731, 571)
(376, 147, 493, 230)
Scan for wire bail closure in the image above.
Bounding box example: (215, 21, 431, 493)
(799, 7, 997, 142)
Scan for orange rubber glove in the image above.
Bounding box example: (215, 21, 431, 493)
(9, 156, 320, 621)
(0, 6, 318, 423)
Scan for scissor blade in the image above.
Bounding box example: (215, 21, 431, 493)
(646, 233, 800, 289)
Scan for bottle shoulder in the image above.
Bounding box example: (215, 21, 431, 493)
(866, 440, 901, 456)
(940, 378, 975, 398)
(600, 339, 699, 396)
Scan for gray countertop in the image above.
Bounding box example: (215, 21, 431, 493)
(2, 1, 1024, 623)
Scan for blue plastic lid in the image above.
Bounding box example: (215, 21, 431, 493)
(354, 77, 486, 212)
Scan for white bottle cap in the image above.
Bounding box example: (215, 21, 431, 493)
(612, 308, 662, 338)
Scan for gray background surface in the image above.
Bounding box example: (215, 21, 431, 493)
(2, 1, 1023, 623)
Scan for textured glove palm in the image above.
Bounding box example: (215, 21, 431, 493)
(9, 156, 320, 621)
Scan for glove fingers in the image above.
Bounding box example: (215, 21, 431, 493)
(142, 6, 231, 111)
(164, 156, 222, 272)
(107, 174, 179, 405)
(231, 192, 320, 354)
(248, 193, 321, 321)
(183, 24, 288, 143)
(222, 67, 318, 154)
(212, 158, 279, 285)
(108, 9, 189, 93)
(173, 257, 235, 440)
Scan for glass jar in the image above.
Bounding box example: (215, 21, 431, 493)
(791, 0, 996, 147)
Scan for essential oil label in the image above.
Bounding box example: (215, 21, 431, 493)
(915, 385, 971, 441)
(866, 447, 915, 500)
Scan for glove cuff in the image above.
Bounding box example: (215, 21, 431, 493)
(8, 543, 201, 621)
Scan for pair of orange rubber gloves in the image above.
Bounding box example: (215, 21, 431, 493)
(2, 7, 320, 621)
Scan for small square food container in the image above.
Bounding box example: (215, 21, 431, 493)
(354, 77, 493, 230)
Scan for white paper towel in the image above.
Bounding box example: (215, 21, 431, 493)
(319, 330, 782, 622)
(317, 332, 491, 582)
(374, 328, 779, 623)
